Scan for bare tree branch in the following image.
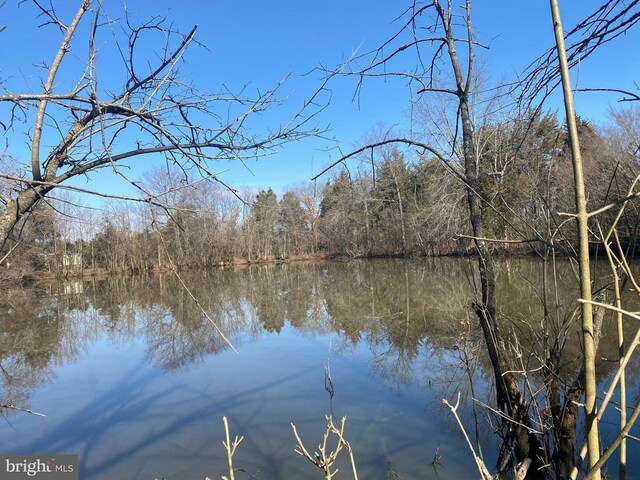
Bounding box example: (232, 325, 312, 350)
(0, 1, 328, 249)
(31, 0, 90, 181)
(518, 0, 640, 107)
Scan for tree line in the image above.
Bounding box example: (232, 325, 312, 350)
(3, 106, 638, 280)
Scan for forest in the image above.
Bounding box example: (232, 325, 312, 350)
(4, 108, 639, 281)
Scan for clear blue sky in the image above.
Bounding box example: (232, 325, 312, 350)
(2, 1, 639, 204)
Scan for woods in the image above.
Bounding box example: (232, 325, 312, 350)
(5, 107, 639, 280)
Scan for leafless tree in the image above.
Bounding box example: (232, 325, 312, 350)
(0, 1, 327, 250)
(315, 2, 549, 477)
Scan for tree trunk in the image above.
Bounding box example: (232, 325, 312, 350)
(0, 188, 49, 251)
(437, 1, 546, 474)
(394, 172, 408, 255)
(549, 1, 601, 477)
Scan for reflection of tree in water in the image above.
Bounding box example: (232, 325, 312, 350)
(137, 272, 252, 370)
(142, 305, 218, 370)
(5, 258, 640, 422)
(491, 258, 640, 393)
(0, 285, 92, 416)
(320, 260, 475, 390)
(280, 265, 322, 329)
(248, 267, 287, 333)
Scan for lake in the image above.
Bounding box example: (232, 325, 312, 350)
(0, 258, 638, 479)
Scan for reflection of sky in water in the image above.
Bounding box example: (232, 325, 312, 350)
(0, 259, 638, 479)
(2, 325, 481, 479)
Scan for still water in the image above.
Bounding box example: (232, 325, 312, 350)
(0, 258, 638, 479)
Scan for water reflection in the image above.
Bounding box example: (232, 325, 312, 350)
(0, 258, 638, 478)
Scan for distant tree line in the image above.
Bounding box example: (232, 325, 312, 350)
(2, 107, 639, 280)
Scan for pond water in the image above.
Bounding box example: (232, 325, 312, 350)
(0, 258, 638, 479)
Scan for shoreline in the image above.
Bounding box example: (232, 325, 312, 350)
(30, 248, 550, 282)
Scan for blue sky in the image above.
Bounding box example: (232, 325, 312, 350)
(2, 1, 639, 205)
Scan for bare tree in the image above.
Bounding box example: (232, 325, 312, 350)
(316, 2, 549, 477)
(0, 1, 327, 251)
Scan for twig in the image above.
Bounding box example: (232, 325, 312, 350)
(221, 416, 243, 480)
(0, 239, 22, 265)
(0, 404, 46, 417)
(474, 399, 543, 435)
(456, 234, 539, 244)
(443, 392, 493, 480)
(327, 416, 359, 480)
(325, 344, 335, 401)
(431, 444, 442, 465)
(291, 415, 358, 480)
